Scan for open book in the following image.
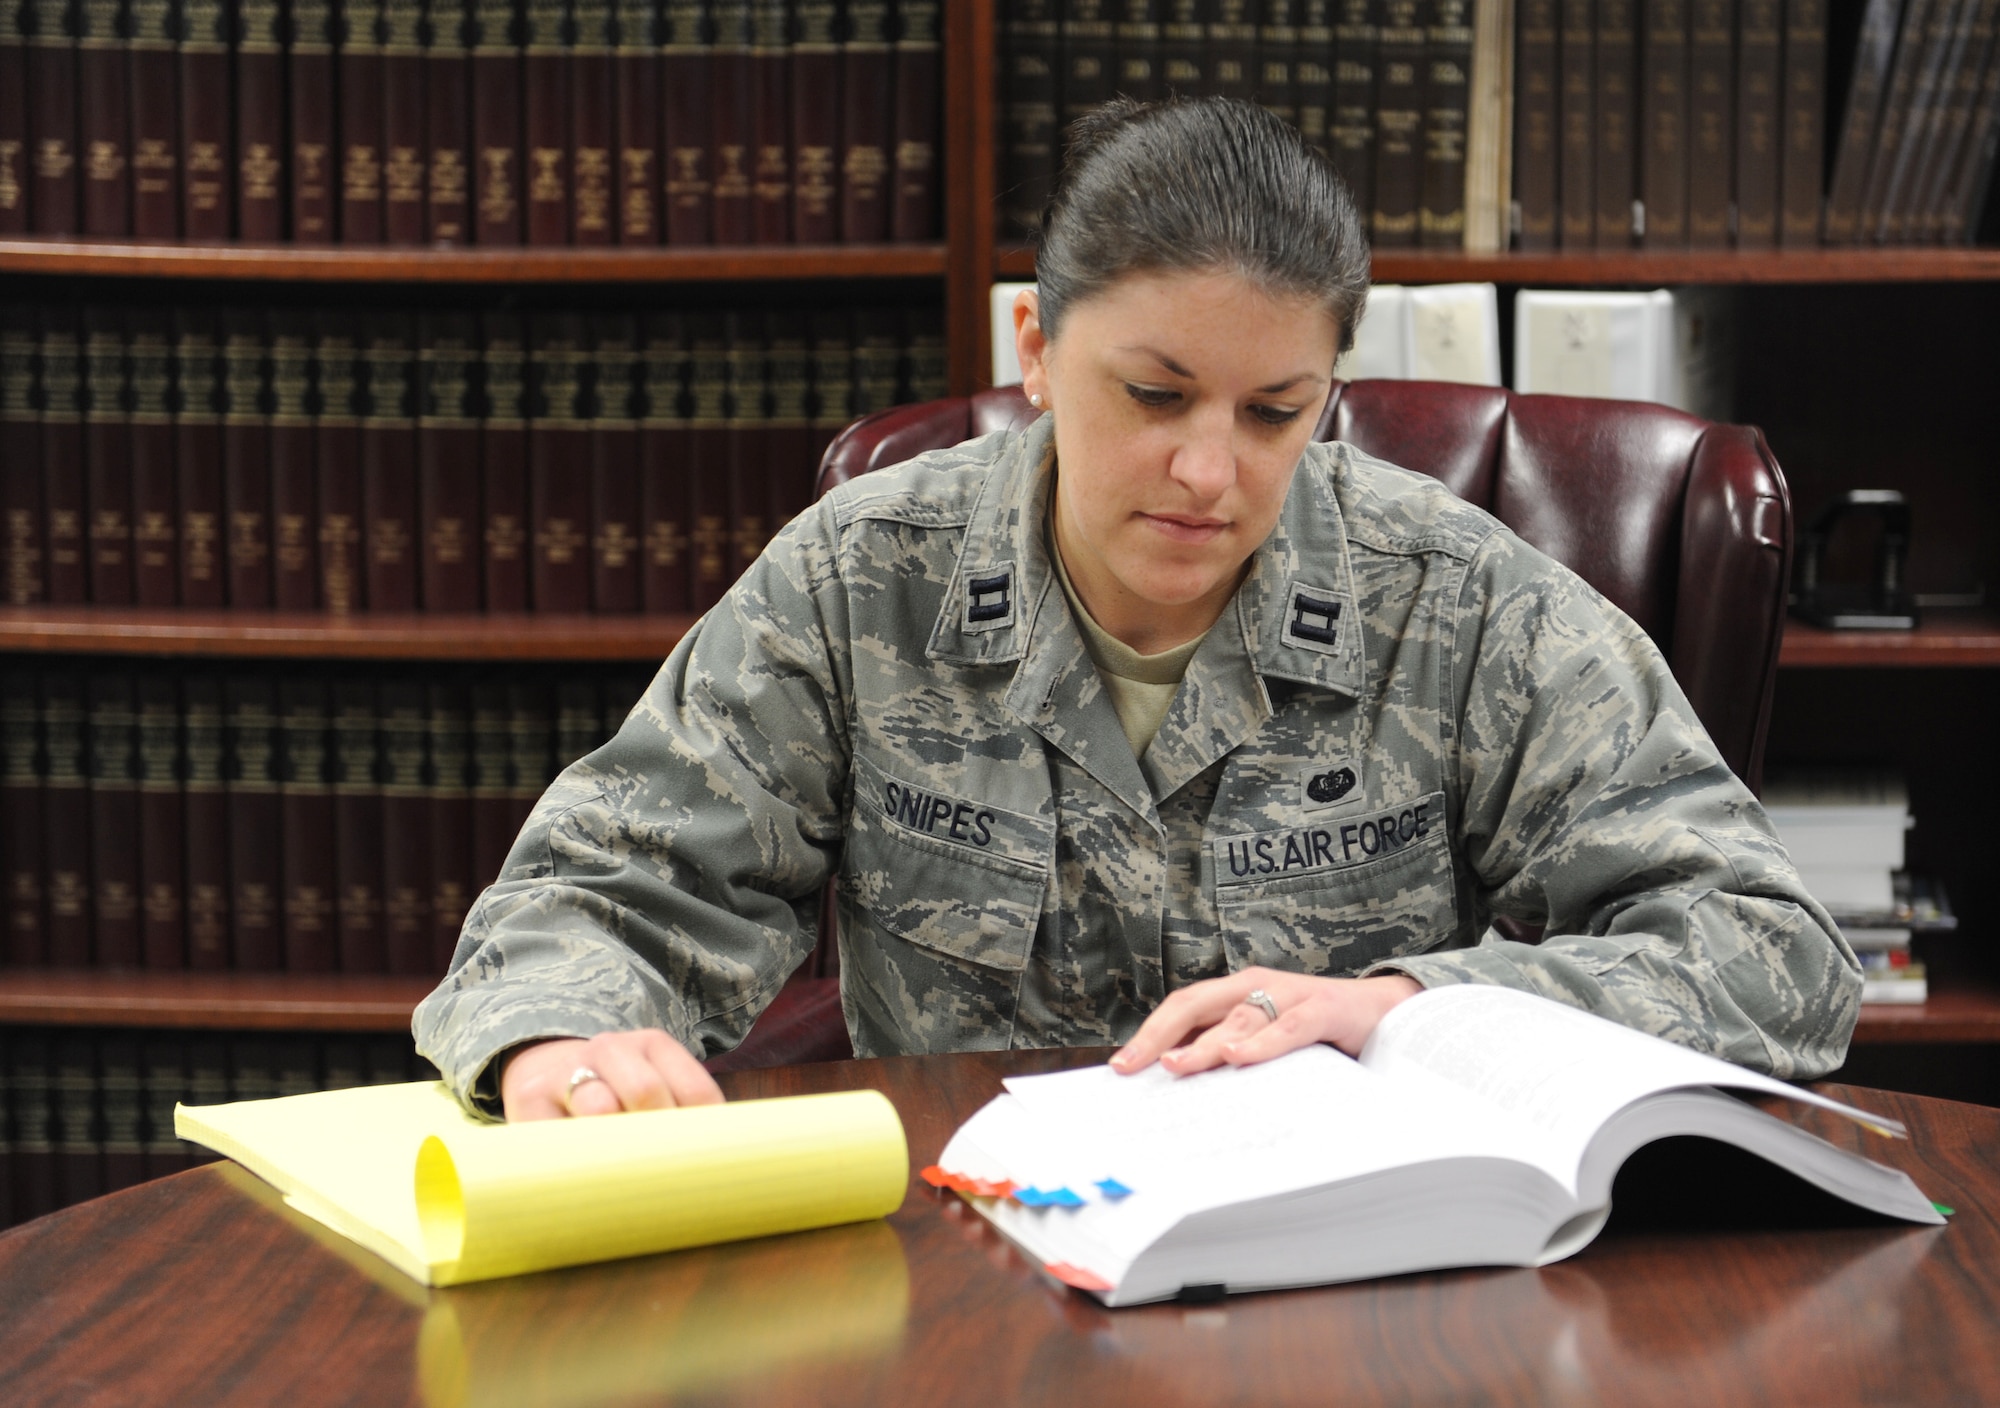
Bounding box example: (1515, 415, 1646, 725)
(930, 985, 1944, 1307)
(177, 1082, 907, 1286)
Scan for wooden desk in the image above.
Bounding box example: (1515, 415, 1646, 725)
(1, 1051, 1996, 1407)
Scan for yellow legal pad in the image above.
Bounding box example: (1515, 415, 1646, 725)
(175, 1082, 909, 1286)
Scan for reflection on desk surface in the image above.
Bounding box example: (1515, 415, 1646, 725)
(414, 1220, 910, 1408)
(1532, 1228, 1940, 1402)
(1071, 1226, 1944, 1408)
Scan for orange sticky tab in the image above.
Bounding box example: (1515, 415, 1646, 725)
(921, 1165, 1017, 1198)
(1045, 1261, 1114, 1293)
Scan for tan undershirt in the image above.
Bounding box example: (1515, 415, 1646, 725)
(1050, 537, 1208, 758)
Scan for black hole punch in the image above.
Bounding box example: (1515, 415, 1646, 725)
(1289, 591, 1343, 645)
(967, 570, 1013, 623)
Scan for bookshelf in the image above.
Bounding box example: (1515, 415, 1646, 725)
(0, 240, 952, 284)
(1780, 611, 2000, 668)
(0, 607, 692, 661)
(0, 970, 434, 1032)
(997, 245, 2000, 285)
(1852, 984, 2000, 1045)
(2, 0, 1997, 1236)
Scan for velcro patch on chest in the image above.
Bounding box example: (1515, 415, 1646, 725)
(1281, 581, 1347, 655)
(960, 560, 1017, 632)
(883, 777, 1001, 847)
(852, 753, 1050, 867)
(1302, 760, 1362, 810)
(1218, 791, 1446, 884)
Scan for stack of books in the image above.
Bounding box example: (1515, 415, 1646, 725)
(1511, 287, 1737, 422)
(1337, 284, 1504, 386)
(1762, 769, 1932, 1005)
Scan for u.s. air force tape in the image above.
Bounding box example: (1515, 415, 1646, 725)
(1218, 792, 1446, 883)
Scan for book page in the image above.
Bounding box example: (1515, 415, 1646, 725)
(999, 1044, 1542, 1212)
(1360, 986, 1900, 1186)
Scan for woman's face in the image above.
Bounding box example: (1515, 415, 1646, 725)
(1017, 268, 1340, 654)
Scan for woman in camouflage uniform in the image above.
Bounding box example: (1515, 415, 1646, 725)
(417, 97, 1859, 1121)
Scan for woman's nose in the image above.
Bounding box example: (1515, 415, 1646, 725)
(1169, 413, 1238, 500)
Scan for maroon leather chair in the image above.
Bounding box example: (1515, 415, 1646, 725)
(709, 379, 1794, 1072)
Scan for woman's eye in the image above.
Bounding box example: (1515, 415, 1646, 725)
(1124, 384, 1179, 408)
(1251, 405, 1304, 427)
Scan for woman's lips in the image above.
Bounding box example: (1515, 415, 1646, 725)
(1140, 513, 1229, 544)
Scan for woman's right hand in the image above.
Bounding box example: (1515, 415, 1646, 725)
(499, 1029, 725, 1121)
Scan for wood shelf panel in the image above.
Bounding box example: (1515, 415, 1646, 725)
(0, 970, 437, 1031)
(1780, 610, 2000, 667)
(1851, 982, 2000, 1044)
(997, 246, 2000, 284)
(9, 608, 1989, 672)
(0, 239, 949, 284)
(0, 608, 693, 661)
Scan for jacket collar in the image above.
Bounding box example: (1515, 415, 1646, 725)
(1237, 442, 1369, 700)
(925, 413, 1059, 668)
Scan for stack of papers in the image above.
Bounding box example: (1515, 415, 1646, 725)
(178, 1081, 908, 1285)
(1763, 769, 1912, 916)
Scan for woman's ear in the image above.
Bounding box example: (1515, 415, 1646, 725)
(1014, 289, 1051, 411)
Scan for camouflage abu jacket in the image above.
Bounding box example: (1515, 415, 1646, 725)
(415, 414, 1861, 1115)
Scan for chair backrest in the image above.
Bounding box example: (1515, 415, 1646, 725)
(817, 381, 1792, 791)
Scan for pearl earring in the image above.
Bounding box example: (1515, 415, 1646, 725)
(1030, 393, 1044, 409)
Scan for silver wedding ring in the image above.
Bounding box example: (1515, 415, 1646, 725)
(565, 1065, 605, 1105)
(1243, 989, 1279, 1024)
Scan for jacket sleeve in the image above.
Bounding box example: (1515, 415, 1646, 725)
(413, 500, 854, 1115)
(1372, 529, 1861, 1079)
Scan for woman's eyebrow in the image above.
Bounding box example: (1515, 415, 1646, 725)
(1115, 347, 1325, 394)
(1116, 345, 1196, 377)
(1255, 374, 1324, 394)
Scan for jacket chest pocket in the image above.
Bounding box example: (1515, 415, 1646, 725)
(839, 757, 1054, 1054)
(1212, 793, 1458, 975)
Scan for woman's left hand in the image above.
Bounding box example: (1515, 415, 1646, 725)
(1110, 968, 1424, 1077)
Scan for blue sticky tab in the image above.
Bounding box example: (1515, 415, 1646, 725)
(1095, 1179, 1133, 1200)
(1013, 1185, 1088, 1208)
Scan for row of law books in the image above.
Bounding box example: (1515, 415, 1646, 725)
(1520, 0, 2000, 249)
(0, 298, 940, 613)
(0, 1026, 433, 1229)
(0, 0, 940, 245)
(997, 0, 1514, 250)
(998, 0, 2000, 254)
(0, 664, 653, 977)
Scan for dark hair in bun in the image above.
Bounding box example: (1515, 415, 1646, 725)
(1034, 96, 1371, 354)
